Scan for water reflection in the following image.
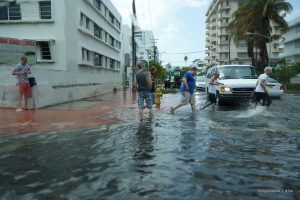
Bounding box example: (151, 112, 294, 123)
(0, 95, 300, 199)
(133, 122, 155, 166)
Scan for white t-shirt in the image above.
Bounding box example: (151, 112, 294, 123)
(255, 74, 268, 93)
(208, 78, 218, 94)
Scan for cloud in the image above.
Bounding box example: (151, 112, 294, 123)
(111, 0, 210, 65)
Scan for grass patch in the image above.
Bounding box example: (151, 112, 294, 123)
(286, 90, 300, 94)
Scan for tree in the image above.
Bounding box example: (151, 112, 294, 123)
(228, 0, 292, 73)
(181, 66, 190, 76)
(184, 56, 188, 66)
(148, 60, 168, 84)
(274, 66, 297, 89)
(273, 60, 297, 89)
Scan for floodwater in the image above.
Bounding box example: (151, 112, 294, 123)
(0, 92, 299, 200)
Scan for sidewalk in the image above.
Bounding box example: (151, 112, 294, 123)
(0, 91, 142, 134)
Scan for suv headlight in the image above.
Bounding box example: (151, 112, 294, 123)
(220, 86, 231, 92)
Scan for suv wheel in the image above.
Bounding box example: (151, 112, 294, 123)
(216, 92, 222, 105)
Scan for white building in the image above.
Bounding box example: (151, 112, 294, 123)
(191, 59, 205, 72)
(279, 16, 300, 64)
(135, 28, 158, 63)
(121, 24, 140, 90)
(0, 0, 122, 108)
(205, 0, 283, 66)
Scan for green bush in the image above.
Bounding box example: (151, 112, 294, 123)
(286, 83, 300, 90)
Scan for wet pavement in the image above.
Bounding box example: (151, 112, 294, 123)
(0, 91, 300, 200)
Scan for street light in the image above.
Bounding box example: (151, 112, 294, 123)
(245, 32, 272, 66)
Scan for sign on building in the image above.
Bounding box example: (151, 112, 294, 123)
(0, 37, 36, 66)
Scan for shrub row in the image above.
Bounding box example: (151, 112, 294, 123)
(286, 83, 300, 90)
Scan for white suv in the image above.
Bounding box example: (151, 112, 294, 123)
(206, 65, 258, 105)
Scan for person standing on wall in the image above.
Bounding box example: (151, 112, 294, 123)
(170, 67, 198, 114)
(12, 56, 32, 112)
(135, 63, 153, 120)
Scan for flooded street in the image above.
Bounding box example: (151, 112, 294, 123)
(0, 92, 299, 200)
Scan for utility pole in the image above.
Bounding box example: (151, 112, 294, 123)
(228, 35, 231, 64)
(151, 39, 158, 62)
(131, 0, 137, 90)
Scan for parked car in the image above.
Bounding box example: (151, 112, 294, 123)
(266, 78, 284, 99)
(205, 65, 258, 105)
(196, 76, 207, 90)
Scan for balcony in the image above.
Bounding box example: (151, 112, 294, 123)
(273, 48, 283, 53)
(219, 13, 231, 19)
(219, 31, 230, 36)
(219, 22, 229, 27)
(211, 30, 217, 36)
(218, 47, 229, 53)
(219, 4, 231, 10)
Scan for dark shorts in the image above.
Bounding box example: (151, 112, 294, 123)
(208, 93, 216, 104)
(254, 92, 272, 107)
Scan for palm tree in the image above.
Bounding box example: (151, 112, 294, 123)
(228, 0, 292, 73)
(184, 56, 188, 66)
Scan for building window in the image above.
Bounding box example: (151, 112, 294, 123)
(0, 3, 21, 20)
(38, 41, 52, 60)
(110, 59, 115, 69)
(109, 12, 114, 24)
(105, 57, 108, 67)
(94, 24, 102, 39)
(105, 7, 108, 17)
(9, 3, 21, 20)
(109, 36, 114, 47)
(82, 48, 89, 61)
(94, 53, 102, 66)
(295, 40, 300, 48)
(40, 1, 52, 19)
(86, 18, 90, 29)
(296, 26, 300, 33)
(80, 13, 84, 26)
(105, 33, 108, 43)
(86, 50, 90, 61)
(93, 0, 101, 10)
(82, 48, 85, 60)
(0, 6, 8, 20)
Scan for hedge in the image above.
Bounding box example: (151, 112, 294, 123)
(286, 83, 300, 90)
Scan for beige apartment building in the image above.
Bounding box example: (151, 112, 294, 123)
(205, 0, 283, 66)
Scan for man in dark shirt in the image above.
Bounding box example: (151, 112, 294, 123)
(135, 63, 153, 120)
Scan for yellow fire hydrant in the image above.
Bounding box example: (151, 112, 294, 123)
(155, 88, 163, 107)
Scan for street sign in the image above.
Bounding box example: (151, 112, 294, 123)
(0, 37, 36, 66)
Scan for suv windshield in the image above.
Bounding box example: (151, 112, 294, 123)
(218, 66, 258, 80)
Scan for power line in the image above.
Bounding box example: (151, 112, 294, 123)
(162, 50, 206, 55)
(147, 0, 154, 35)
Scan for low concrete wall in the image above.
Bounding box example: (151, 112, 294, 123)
(0, 82, 120, 109)
(0, 67, 122, 108)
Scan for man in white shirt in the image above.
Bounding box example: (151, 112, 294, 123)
(254, 67, 272, 107)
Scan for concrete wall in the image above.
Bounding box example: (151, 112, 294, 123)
(0, 0, 123, 108)
(0, 67, 120, 108)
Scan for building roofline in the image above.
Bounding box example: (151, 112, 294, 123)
(288, 16, 300, 28)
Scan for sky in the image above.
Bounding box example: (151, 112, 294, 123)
(111, 0, 300, 67)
